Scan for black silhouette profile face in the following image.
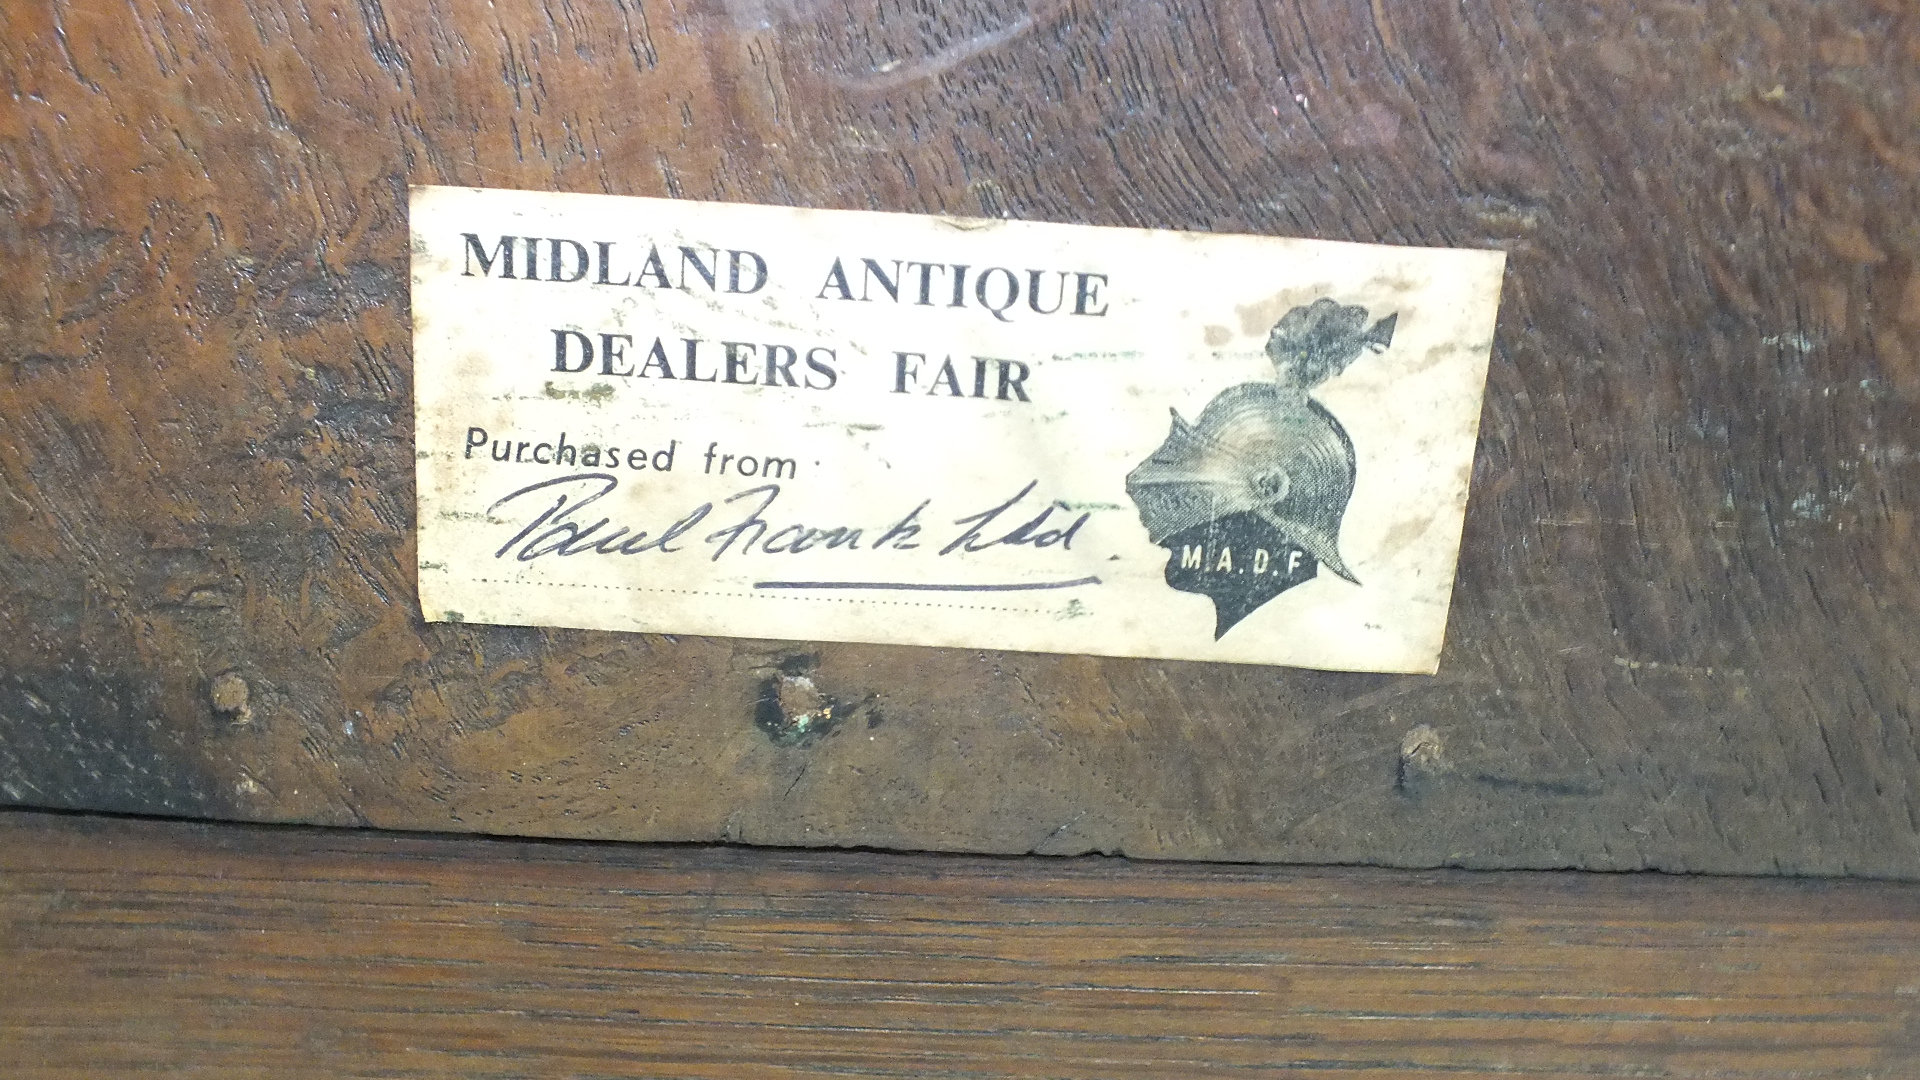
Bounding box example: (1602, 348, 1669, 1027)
(1125, 298, 1395, 639)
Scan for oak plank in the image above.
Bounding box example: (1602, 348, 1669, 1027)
(0, 0, 1916, 871)
(4, 810, 1919, 1078)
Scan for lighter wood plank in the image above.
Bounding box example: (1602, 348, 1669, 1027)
(3, 811, 1916, 1078)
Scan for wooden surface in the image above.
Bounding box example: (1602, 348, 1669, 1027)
(3, 809, 1919, 1079)
(2, 1, 1920, 872)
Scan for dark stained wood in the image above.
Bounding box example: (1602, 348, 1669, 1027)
(4, 809, 1919, 1078)
(2, 1, 1919, 872)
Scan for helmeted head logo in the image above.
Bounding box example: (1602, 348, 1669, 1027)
(1125, 298, 1397, 638)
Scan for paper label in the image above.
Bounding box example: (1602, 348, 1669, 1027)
(411, 186, 1504, 672)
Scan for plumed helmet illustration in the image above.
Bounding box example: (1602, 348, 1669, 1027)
(1125, 298, 1398, 590)
(1125, 383, 1360, 582)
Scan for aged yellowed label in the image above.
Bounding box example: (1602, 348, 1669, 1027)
(411, 186, 1504, 672)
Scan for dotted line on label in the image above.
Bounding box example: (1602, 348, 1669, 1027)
(469, 577, 1044, 615)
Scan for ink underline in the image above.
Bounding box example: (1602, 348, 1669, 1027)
(752, 576, 1102, 593)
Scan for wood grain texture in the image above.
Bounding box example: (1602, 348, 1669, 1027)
(1, 1, 1918, 872)
(3, 809, 1919, 1079)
